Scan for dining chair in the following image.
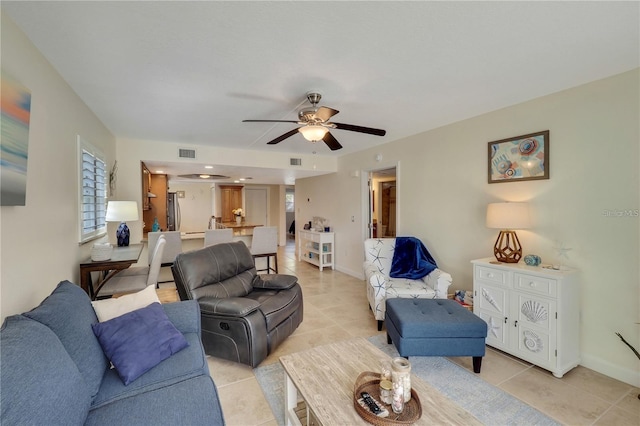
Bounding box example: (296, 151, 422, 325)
(148, 231, 182, 266)
(249, 226, 278, 274)
(204, 228, 233, 247)
(95, 236, 166, 298)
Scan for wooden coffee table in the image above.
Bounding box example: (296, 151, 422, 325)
(279, 337, 481, 426)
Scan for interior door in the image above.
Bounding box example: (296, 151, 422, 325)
(367, 167, 396, 239)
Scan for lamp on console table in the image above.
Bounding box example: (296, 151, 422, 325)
(486, 202, 531, 263)
(105, 201, 139, 247)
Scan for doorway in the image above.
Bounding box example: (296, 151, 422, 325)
(245, 188, 268, 226)
(367, 167, 397, 238)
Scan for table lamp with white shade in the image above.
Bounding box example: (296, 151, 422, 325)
(486, 202, 531, 263)
(105, 201, 139, 247)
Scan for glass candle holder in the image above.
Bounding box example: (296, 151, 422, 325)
(391, 357, 411, 402)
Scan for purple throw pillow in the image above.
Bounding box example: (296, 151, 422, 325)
(92, 302, 188, 385)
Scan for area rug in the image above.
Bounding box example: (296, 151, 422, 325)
(255, 334, 560, 425)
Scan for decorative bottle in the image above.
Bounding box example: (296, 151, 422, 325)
(152, 217, 160, 232)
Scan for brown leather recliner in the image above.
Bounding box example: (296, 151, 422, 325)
(171, 241, 303, 367)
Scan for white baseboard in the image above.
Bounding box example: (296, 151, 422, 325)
(580, 353, 640, 387)
(335, 265, 364, 280)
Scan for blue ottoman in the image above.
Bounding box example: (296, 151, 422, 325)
(385, 299, 488, 373)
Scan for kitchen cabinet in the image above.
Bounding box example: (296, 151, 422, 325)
(298, 230, 333, 271)
(471, 258, 579, 378)
(142, 174, 167, 232)
(220, 185, 243, 222)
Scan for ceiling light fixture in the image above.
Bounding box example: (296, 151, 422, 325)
(204, 165, 213, 169)
(299, 125, 328, 142)
(199, 174, 210, 179)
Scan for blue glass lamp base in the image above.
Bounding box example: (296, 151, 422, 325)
(116, 222, 130, 247)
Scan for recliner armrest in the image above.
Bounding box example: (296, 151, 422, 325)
(198, 296, 260, 317)
(252, 274, 298, 290)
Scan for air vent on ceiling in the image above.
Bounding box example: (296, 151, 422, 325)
(178, 148, 196, 159)
(290, 158, 302, 166)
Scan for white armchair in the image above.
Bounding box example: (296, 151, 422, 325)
(363, 238, 452, 330)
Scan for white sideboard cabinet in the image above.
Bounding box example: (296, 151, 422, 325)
(298, 230, 334, 271)
(471, 258, 579, 378)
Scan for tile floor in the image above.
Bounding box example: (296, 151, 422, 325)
(160, 239, 639, 426)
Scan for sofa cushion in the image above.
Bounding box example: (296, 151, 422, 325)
(92, 302, 189, 385)
(1, 315, 92, 425)
(92, 330, 208, 408)
(22, 280, 108, 398)
(91, 284, 160, 322)
(86, 375, 224, 426)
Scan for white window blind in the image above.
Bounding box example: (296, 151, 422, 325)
(78, 136, 107, 243)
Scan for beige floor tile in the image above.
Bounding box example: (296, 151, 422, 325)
(594, 405, 640, 426)
(340, 317, 383, 338)
(561, 365, 635, 403)
(615, 389, 640, 416)
(217, 377, 275, 426)
(207, 356, 255, 387)
(448, 348, 532, 386)
(499, 367, 612, 425)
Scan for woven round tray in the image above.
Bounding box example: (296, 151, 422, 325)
(353, 371, 422, 425)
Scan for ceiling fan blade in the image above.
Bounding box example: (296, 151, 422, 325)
(314, 106, 339, 122)
(332, 122, 386, 136)
(266, 128, 300, 145)
(322, 132, 343, 151)
(243, 119, 299, 123)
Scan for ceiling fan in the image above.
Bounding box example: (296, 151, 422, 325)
(242, 92, 386, 151)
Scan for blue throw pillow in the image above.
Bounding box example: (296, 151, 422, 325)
(92, 302, 189, 385)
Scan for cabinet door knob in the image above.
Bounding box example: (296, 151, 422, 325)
(514, 320, 518, 327)
(488, 273, 494, 278)
(504, 317, 508, 324)
(529, 281, 536, 287)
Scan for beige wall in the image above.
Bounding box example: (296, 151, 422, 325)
(296, 69, 640, 386)
(0, 14, 116, 318)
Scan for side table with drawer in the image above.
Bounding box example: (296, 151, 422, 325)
(471, 258, 580, 378)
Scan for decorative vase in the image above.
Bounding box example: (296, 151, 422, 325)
(236, 216, 242, 225)
(152, 217, 160, 232)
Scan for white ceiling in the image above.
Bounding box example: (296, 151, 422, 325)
(4, 1, 638, 184)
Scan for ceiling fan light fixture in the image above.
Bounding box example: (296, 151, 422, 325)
(299, 125, 328, 142)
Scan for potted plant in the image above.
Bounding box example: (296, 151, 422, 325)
(615, 331, 640, 399)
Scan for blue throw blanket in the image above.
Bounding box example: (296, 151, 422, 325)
(390, 237, 438, 279)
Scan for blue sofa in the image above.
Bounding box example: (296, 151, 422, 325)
(0, 281, 225, 425)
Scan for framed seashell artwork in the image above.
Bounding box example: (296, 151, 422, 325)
(488, 130, 549, 183)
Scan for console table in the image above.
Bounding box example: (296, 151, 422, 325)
(79, 244, 143, 299)
(298, 230, 334, 271)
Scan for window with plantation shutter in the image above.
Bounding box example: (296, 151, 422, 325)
(78, 136, 107, 243)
